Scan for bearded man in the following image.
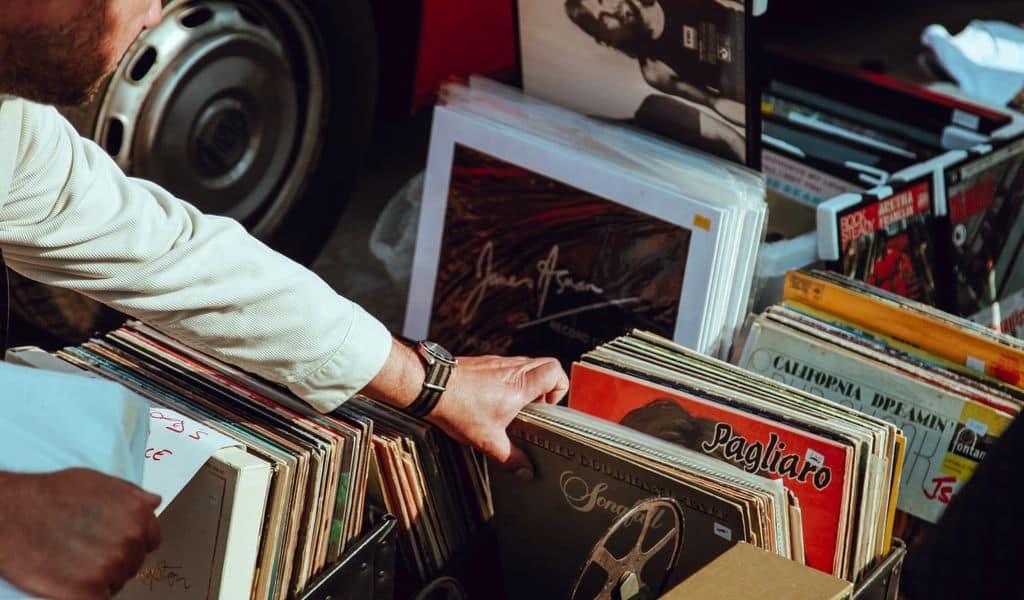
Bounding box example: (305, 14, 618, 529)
(0, 2, 568, 598)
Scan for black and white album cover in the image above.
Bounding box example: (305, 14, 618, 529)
(941, 138, 1024, 320)
(518, 0, 758, 167)
(489, 408, 750, 599)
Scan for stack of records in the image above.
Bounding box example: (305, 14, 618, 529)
(760, 47, 1024, 340)
(489, 403, 798, 599)
(404, 79, 767, 367)
(735, 270, 1023, 539)
(815, 141, 1024, 332)
(25, 322, 488, 596)
(567, 331, 902, 580)
(762, 46, 1020, 207)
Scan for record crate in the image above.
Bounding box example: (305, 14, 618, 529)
(852, 538, 906, 600)
(347, 525, 907, 600)
(293, 515, 398, 600)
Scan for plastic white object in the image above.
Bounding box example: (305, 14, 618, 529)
(922, 21, 1024, 106)
(751, 232, 819, 313)
(369, 172, 423, 284)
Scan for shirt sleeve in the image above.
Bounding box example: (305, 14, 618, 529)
(0, 98, 394, 412)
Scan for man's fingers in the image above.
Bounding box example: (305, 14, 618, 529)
(111, 550, 144, 598)
(521, 359, 570, 408)
(545, 368, 569, 404)
(136, 488, 162, 510)
(483, 431, 535, 481)
(500, 442, 535, 482)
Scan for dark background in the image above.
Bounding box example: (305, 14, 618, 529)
(310, 1, 1023, 335)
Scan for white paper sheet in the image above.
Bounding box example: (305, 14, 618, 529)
(142, 405, 241, 515)
(0, 361, 150, 599)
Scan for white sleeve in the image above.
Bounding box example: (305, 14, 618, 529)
(0, 99, 393, 412)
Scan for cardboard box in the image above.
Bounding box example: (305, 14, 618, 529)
(662, 542, 853, 600)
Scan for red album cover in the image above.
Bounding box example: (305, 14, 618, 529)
(569, 361, 853, 575)
(833, 179, 939, 306)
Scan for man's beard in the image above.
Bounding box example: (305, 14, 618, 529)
(0, 4, 118, 107)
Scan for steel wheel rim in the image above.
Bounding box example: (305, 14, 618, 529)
(95, 0, 327, 238)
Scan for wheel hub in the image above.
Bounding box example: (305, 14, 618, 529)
(194, 98, 251, 179)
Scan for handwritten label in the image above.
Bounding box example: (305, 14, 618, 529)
(144, 448, 174, 462)
(141, 406, 240, 514)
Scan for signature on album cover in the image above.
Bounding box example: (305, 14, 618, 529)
(461, 241, 640, 326)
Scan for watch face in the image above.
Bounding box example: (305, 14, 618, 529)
(422, 340, 455, 364)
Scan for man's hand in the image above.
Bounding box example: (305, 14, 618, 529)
(0, 468, 162, 600)
(426, 355, 569, 479)
(362, 340, 569, 480)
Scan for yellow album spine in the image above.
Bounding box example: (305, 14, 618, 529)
(783, 271, 1024, 386)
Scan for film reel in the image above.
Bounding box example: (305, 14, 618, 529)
(570, 498, 684, 600)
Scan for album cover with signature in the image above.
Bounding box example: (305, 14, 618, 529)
(421, 144, 691, 366)
(405, 95, 757, 361)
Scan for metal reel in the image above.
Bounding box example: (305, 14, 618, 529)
(570, 498, 685, 600)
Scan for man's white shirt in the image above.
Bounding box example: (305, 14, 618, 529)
(0, 97, 393, 412)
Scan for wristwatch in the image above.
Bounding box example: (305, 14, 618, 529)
(405, 340, 457, 418)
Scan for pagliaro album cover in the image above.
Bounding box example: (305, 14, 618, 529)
(817, 177, 940, 307)
(940, 137, 1024, 321)
(568, 361, 850, 575)
(518, 0, 760, 167)
(489, 408, 750, 599)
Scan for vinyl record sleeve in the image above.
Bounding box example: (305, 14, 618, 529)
(764, 115, 915, 185)
(569, 361, 852, 574)
(762, 146, 864, 208)
(782, 269, 1024, 386)
(939, 136, 1024, 319)
(764, 46, 1010, 148)
(405, 106, 724, 365)
(738, 315, 1013, 523)
(490, 413, 750, 599)
(518, 0, 760, 167)
(818, 178, 940, 306)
